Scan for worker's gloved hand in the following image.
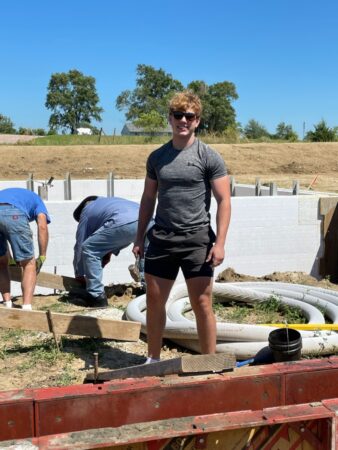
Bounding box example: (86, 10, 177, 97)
(35, 255, 46, 274)
(128, 256, 141, 282)
(75, 275, 86, 287)
(8, 257, 18, 266)
(102, 252, 112, 268)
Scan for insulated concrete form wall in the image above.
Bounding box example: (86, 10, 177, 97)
(8, 191, 324, 296)
(0, 178, 330, 200)
(0, 178, 335, 201)
(0, 179, 145, 202)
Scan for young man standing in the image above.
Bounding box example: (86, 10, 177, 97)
(133, 91, 231, 362)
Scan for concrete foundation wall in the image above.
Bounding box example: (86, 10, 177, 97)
(0, 179, 146, 202)
(2, 178, 334, 201)
(8, 192, 324, 297)
(1, 179, 328, 297)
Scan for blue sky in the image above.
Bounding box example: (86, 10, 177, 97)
(1, 0, 338, 137)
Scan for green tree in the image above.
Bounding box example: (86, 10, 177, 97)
(305, 120, 337, 142)
(32, 128, 46, 136)
(0, 114, 16, 134)
(244, 119, 270, 139)
(45, 69, 103, 134)
(116, 64, 184, 121)
(274, 122, 298, 141)
(205, 82, 238, 132)
(117, 65, 239, 134)
(18, 127, 33, 135)
(133, 110, 167, 136)
(188, 80, 238, 133)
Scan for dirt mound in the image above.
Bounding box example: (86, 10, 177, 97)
(217, 267, 338, 291)
(1, 142, 338, 192)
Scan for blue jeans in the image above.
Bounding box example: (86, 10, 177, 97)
(81, 220, 138, 297)
(0, 205, 34, 261)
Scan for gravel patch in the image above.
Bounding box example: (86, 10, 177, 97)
(80, 306, 125, 320)
(0, 134, 40, 144)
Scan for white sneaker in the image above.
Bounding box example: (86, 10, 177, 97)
(22, 304, 32, 311)
(144, 357, 161, 364)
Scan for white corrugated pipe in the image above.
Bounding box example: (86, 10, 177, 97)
(125, 282, 338, 359)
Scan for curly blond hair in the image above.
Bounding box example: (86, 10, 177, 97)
(169, 91, 202, 117)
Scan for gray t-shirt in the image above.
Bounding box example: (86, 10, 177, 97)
(147, 139, 227, 231)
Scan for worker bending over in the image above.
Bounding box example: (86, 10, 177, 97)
(0, 187, 50, 310)
(73, 196, 143, 308)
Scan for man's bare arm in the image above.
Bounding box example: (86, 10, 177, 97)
(36, 213, 49, 257)
(207, 175, 231, 267)
(133, 176, 158, 257)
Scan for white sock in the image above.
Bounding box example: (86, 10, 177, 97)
(144, 357, 161, 364)
(22, 304, 32, 311)
(5, 300, 12, 308)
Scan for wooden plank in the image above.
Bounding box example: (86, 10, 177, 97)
(319, 197, 338, 216)
(9, 266, 82, 290)
(318, 201, 338, 282)
(0, 308, 141, 341)
(85, 353, 236, 382)
(322, 206, 336, 237)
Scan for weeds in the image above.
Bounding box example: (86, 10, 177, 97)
(54, 369, 77, 387)
(18, 339, 74, 368)
(38, 301, 76, 313)
(213, 301, 249, 322)
(255, 294, 306, 323)
(1, 328, 26, 343)
(212, 294, 306, 324)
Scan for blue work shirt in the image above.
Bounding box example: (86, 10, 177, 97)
(0, 188, 50, 223)
(73, 196, 140, 276)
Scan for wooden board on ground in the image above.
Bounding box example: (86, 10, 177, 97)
(9, 266, 82, 291)
(85, 353, 237, 382)
(319, 198, 338, 282)
(0, 308, 141, 341)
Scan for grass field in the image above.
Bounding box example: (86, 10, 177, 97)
(21, 133, 292, 146)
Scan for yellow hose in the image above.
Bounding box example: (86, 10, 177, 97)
(259, 323, 338, 331)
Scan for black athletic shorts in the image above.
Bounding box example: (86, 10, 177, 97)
(144, 225, 216, 280)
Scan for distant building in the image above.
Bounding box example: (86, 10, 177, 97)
(76, 127, 92, 135)
(121, 123, 172, 136)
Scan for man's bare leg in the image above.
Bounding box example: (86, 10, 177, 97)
(145, 273, 175, 360)
(186, 276, 216, 354)
(20, 257, 36, 306)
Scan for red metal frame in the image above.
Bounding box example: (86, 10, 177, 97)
(1, 356, 338, 447)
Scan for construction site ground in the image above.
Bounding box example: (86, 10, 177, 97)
(1, 141, 338, 392)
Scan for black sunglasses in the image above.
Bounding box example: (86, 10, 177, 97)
(171, 111, 197, 121)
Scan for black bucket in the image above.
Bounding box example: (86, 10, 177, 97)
(268, 328, 302, 362)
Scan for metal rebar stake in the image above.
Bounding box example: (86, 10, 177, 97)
(47, 309, 60, 351)
(93, 352, 99, 383)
